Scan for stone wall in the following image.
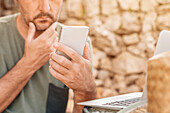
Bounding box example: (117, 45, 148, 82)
(1, 0, 170, 112)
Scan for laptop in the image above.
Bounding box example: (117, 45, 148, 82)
(78, 30, 170, 111)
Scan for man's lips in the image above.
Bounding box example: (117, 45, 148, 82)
(36, 16, 51, 21)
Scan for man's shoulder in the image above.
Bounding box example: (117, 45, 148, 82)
(0, 14, 17, 24)
(0, 14, 18, 49)
(0, 14, 17, 33)
(0, 16, 9, 32)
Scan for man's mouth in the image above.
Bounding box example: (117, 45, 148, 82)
(33, 13, 54, 22)
(35, 16, 52, 23)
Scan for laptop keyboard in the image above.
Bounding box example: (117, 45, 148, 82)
(103, 97, 141, 107)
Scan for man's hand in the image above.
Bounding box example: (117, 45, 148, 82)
(23, 22, 58, 71)
(49, 42, 97, 112)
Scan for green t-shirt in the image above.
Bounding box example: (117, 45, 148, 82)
(0, 14, 93, 113)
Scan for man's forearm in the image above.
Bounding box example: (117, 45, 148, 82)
(73, 90, 97, 113)
(0, 57, 36, 112)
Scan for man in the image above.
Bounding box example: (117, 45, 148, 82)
(0, 0, 97, 113)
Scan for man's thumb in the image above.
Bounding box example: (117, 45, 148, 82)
(27, 22, 35, 42)
(83, 43, 92, 62)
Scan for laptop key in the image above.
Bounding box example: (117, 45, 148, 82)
(103, 97, 140, 107)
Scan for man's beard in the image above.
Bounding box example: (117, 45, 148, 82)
(34, 13, 55, 31)
(31, 13, 56, 31)
(21, 12, 57, 32)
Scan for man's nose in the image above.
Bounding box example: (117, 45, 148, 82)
(39, 0, 50, 12)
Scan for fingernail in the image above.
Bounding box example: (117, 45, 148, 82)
(29, 23, 34, 29)
(29, 23, 32, 28)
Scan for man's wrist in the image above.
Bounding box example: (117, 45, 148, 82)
(19, 57, 37, 75)
(73, 89, 97, 113)
(74, 89, 97, 102)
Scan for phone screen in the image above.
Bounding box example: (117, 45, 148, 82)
(57, 26, 89, 60)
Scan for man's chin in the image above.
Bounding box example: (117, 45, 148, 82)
(35, 24, 51, 31)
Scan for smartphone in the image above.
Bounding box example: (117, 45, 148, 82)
(57, 26, 89, 60)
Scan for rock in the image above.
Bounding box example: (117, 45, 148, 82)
(142, 12, 157, 32)
(83, 0, 100, 17)
(95, 79, 103, 87)
(0, 7, 2, 16)
(87, 17, 102, 36)
(106, 33, 123, 56)
(100, 57, 113, 72)
(128, 33, 155, 59)
(104, 14, 121, 32)
(93, 56, 100, 69)
(97, 87, 103, 98)
(123, 33, 139, 45)
(95, 36, 122, 56)
(104, 78, 113, 88)
(118, 0, 140, 11)
(112, 82, 126, 92)
(59, 2, 68, 22)
(140, 33, 156, 58)
(93, 69, 98, 78)
(93, 49, 106, 68)
(102, 88, 118, 97)
(136, 74, 146, 89)
(2, 0, 14, 9)
(157, 4, 170, 14)
(101, 0, 118, 16)
(112, 75, 126, 90)
(1, 10, 12, 16)
(87, 16, 102, 27)
(119, 85, 141, 94)
(127, 44, 146, 58)
(98, 70, 110, 80)
(64, 18, 86, 26)
(157, 13, 170, 30)
(122, 12, 141, 33)
(157, 0, 170, 4)
(66, 0, 83, 19)
(92, 26, 123, 56)
(113, 75, 125, 82)
(125, 74, 139, 85)
(141, 0, 158, 12)
(112, 52, 146, 75)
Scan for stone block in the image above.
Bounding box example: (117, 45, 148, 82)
(118, 0, 140, 11)
(101, 0, 118, 15)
